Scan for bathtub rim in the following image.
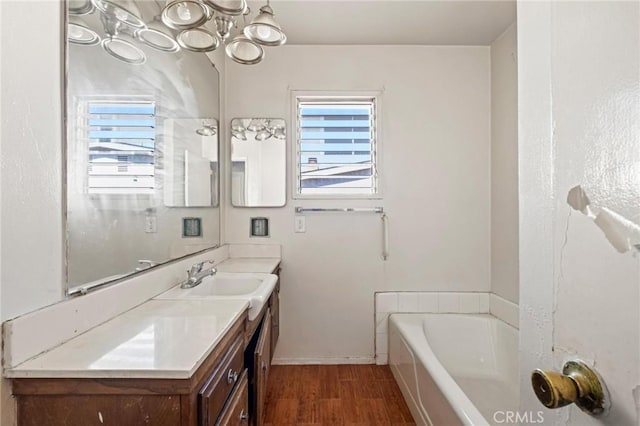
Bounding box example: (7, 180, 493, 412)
(389, 312, 518, 426)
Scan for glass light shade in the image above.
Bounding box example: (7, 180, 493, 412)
(247, 119, 265, 132)
(177, 28, 219, 52)
(203, 0, 247, 16)
(136, 28, 180, 52)
(243, 5, 286, 46)
(101, 37, 146, 64)
(91, 0, 145, 28)
(161, 0, 210, 30)
(272, 127, 286, 140)
(69, 0, 94, 15)
(225, 35, 264, 65)
(196, 123, 217, 136)
(255, 129, 271, 141)
(68, 23, 101, 46)
(231, 128, 247, 140)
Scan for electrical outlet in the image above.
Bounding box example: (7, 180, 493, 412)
(145, 216, 157, 233)
(294, 215, 306, 233)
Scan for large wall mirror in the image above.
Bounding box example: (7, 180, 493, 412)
(231, 118, 286, 207)
(66, 0, 221, 293)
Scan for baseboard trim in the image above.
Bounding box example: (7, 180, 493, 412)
(272, 357, 375, 365)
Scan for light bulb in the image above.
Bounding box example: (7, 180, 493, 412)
(114, 8, 129, 21)
(257, 25, 273, 40)
(177, 2, 192, 21)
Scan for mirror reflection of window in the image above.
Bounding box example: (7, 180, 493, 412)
(85, 100, 156, 195)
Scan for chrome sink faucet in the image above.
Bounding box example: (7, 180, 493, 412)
(181, 260, 216, 289)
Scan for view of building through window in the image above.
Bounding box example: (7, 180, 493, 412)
(296, 97, 378, 196)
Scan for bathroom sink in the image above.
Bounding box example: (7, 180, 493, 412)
(155, 272, 278, 321)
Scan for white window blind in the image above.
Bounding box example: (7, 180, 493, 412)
(296, 98, 378, 196)
(86, 101, 156, 194)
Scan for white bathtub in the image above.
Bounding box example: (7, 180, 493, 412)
(388, 313, 518, 426)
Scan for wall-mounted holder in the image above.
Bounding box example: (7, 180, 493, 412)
(182, 217, 202, 238)
(531, 360, 609, 416)
(250, 217, 269, 237)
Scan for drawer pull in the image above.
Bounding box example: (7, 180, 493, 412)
(239, 409, 248, 422)
(227, 369, 238, 384)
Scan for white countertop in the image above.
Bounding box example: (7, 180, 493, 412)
(216, 257, 280, 274)
(6, 299, 249, 379)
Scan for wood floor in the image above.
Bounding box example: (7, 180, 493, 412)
(263, 364, 416, 426)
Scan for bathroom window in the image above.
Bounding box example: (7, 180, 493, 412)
(294, 94, 379, 198)
(84, 100, 156, 194)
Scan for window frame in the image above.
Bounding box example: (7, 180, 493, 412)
(291, 90, 383, 200)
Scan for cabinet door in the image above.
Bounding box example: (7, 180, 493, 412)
(269, 291, 279, 362)
(199, 335, 245, 426)
(254, 309, 271, 426)
(216, 370, 249, 426)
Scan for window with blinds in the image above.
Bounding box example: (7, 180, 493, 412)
(85, 101, 156, 194)
(296, 97, 378, 197)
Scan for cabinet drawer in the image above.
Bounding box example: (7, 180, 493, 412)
(216, 370, 249, 426)
(199, 335, 245, 426)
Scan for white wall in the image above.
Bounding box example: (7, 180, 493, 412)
(519, 2, 639, 424)
(1, 1, 64, 321)
(491, 24, 519, 304)
(225, 45, 491, 362)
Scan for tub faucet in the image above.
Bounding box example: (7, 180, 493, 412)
(181, 260, 216, 289)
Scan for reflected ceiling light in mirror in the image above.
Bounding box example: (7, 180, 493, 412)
(161, 0, 210, 30)
(102, 37, 146, 64)
(247, 119, 265, 132)
(91, 0, 145, 29)
(196, 122, 218, 136)
(74, 0, 285, 66)
(203, 0, 247, 16)
(177, 28, 220, 52)
(69, 0, 94, 15)
(255, 129, 271, 141)
(68, 23, 101, 46)
(225, 34, 264, 64)
(243, 1, 286, 46)
(231, 128, 247, 140)
(136, 28, 180, 52)
(272, 127, 285, 140)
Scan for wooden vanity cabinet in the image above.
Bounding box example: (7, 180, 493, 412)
(254, 309, 271, 426)
(216, 370, 249, 425)
(12, 311, 248, 426)
(269, 267, 280, 361)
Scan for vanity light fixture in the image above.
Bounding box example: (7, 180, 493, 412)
(196, 122, 218, 136)
(177, 27, 220, 52)
(243, 0, 286, 47)
(255, 128, 271, 141)
(135, 27, 180, 52)
(68, 0, 285, 65)
(99, 11, 147, 64)
(161, 0, 210, 30)
(68, 23, 102, 45)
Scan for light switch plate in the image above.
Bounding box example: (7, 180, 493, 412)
(295, 215, 306, 233)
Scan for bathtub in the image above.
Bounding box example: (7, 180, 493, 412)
(388, 313, 518, 426)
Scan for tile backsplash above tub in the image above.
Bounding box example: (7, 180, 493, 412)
(374, 291, 518, 364)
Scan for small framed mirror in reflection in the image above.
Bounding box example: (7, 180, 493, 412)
(230, 118, 286, 207)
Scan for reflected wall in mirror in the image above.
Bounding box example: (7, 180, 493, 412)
(66, 0, 221, 292)
(231, 118, 286, 207)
